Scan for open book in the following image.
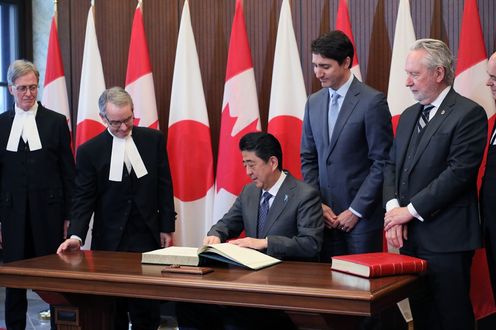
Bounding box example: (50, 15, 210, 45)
(141, 243, 281, 270)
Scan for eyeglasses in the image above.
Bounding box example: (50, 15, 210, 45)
(104, 114, 134, 128)
(13, 84, 38, 93)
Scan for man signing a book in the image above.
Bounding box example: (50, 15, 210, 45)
(177, 132, 324, 329)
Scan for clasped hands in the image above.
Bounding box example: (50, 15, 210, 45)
(322, 204, 359, 232)
(384, 207, 413, 249)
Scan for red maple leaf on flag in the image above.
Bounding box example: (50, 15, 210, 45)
(216, 103, 259, 195)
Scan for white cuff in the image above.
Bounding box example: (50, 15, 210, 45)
(407, 203, 424, 221)
(348, 207, 362, 218)
(69, 235, 83, 244)
(385, 199, 400, 212)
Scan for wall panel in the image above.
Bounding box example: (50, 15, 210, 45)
(57, 0, 496, 160)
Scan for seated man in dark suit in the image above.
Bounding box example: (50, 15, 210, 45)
(177, 132, 324, 329)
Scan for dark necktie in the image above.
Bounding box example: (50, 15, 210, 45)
(490, 130, 496, 145)
(417, 105, 434, 132)
(257, 192, 272, 235)
(328, 91, 340, 143)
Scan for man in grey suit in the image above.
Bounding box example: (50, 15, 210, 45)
(205, 132, 324, 260)
(301, 31, 393, 260)
(177, 132, 323, 329)
(383, 39, 487, 330)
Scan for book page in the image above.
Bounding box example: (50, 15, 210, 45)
(142, 246, 199, 266)
(159, 246, 198, 257)
(200, 243, 281, 270)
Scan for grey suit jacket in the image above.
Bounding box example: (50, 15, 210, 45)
(301, 77, 393, 233)
(207, 173, 324, 261)
(383, 88, 487, 252)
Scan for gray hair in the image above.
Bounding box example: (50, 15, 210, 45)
(7, 59, 40, 85)
(98, 87, 134, 115)
(410, 39, 454, 85)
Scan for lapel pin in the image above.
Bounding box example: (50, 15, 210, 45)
(284, 195, 288, 203)
(441, 109, 446, 115)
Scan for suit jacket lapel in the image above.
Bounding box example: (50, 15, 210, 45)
(259, 174, 294, 237)
(35, 103, 46, 129)
(317, 89, 331, 146)
(411, 91, 455, 169)
(248, 188, 263, 237)
(328, 78, 360, 155)
(396, 104, 421, 164)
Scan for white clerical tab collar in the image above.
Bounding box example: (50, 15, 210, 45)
(6, 103, 42, 152)
(108, 130, 148, 182)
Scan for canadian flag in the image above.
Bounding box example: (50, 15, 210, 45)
(212, 0, 261, 225)
(267, 0, 306, 179)
(453, 0, 496, 320)
(42, 14, 71, 131)
(167, 0, 214, 247)
(386, 0, 416, 133)
(336, 0, 362, 81)
(125, 1, 159, 129)
(75, 4, 106, 149)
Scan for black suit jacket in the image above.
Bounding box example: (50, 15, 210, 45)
(0, 102, 75, 262)
(68, 127, 175, 251)
(208, 173, 324, 261)
(383, 89, 487, 252)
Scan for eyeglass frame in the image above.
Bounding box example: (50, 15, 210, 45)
(104, 114, 134, 128)
(12, 84, 38, 93)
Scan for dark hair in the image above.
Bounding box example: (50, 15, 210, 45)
(239, 132, 283, 171)
(311, 30, 354, 68)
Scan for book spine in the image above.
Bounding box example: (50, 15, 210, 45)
(369, 260, 427, 277)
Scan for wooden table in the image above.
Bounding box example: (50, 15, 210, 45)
(0, 251, 421, 329)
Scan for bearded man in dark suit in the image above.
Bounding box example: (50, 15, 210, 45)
(58, 86, 176, 330)
(383, 39, 487, 330)
(0, 59, 75, 330)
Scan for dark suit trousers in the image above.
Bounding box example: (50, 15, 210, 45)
(113, 203, 161, 330)
(402, 244, 475, 330)
(320, 227, 383, 260)
(5, 199, 38, 330)
(482, 146, 496, 304)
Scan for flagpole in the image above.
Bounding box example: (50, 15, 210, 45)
(53, 0, 58, 26)
(91, 0, 95, 22)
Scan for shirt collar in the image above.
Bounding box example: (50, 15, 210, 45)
(429, 86, 451, 109)
(263, 171, 287, 198)
(107, 128, 133, 140)
(328, 72, 354, 99)
(15, 102, 38, 116)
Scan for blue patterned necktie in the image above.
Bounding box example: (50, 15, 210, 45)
(257, 191, 272, 235)
(417, 104, 434, 132)
(328, 91, 340, 143)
